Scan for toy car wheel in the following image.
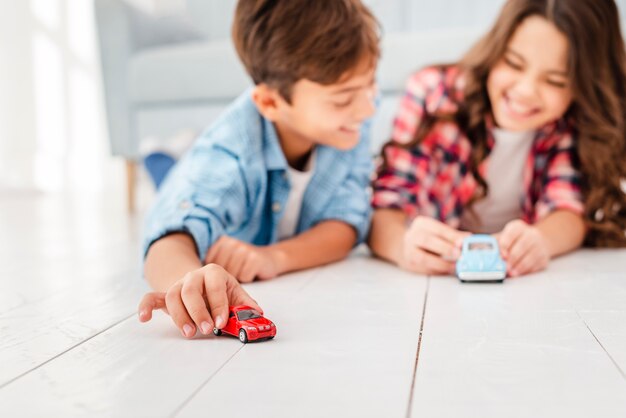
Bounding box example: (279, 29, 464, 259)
(238, 329, 248, 343)
(212, 328, 222, 336)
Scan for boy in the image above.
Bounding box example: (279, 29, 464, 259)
(138, 0, 380, 338)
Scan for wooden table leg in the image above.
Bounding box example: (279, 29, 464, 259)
(125, 159, 136, 213)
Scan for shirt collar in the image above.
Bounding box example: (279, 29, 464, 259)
(485, 113, 572, 152)
(262, 117, 289, 171)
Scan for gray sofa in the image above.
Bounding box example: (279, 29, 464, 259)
(95, 0, 499, 208)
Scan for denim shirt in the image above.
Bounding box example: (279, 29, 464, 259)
(142, 90, 373, 259)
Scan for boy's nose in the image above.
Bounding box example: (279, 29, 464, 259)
(353, 85, 377, 120)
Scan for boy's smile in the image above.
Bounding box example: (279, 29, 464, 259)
(252, 62, 377, 169)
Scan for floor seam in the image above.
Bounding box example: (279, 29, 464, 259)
(0, 312, 136, 390)
(576, 310, 626, 382)
(170, 345, 244, 418)
(406, 276, 430, 418)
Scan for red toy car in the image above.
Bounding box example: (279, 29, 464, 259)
(213, 305, 276, 343)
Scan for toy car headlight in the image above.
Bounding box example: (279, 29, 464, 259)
(246, 326, 257, 331)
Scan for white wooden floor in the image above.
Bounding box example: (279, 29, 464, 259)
(1, 191, 626, 418)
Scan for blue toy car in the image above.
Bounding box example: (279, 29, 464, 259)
(456, 234, 506, 282)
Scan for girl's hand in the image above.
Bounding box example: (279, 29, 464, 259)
(137, 264, 262, 338)
(497, 219, 550, 277)
(401, 216, 470, 275)
(204, 236, 280, 283)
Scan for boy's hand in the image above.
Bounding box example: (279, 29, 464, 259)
(137, 263, 262, 338)
(401, 216, 469, 275)
(497, 219, 550, 277)
(204, 236, 280, 283)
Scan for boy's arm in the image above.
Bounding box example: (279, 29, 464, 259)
(269, 220, 357, 274)
(144, 233, 202, 292)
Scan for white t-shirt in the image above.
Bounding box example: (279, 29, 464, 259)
(460, 128, 535, 234)
(277, 150, 316, 240)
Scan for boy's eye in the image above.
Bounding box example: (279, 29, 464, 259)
(333, 99, 353, 108)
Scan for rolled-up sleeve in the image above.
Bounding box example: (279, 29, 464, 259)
(142, 144, 249, 259)
(534, 133, 584, 221)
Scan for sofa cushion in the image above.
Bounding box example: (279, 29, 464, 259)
(130, 39, 251, 104)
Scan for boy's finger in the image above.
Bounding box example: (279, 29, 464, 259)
(237, 256, 257, 283)
(203, 265, 230, 329)
(225, 272, 263, 313)
(224, 246, 246, 279)
(205, 238, 224, 264)
(165, 281, 197, 338)
(180, 274, 215, 335)
(138, 292, 166, 322)
(213, 239, 236, 270)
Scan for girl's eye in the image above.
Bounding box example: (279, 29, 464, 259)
(504, 57, 523, 70)
(546, 79, 567, 88)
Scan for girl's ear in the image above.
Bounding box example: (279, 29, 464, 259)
(252, 84, 284, 121)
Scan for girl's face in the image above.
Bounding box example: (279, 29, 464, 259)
(487, 16, 573, 131)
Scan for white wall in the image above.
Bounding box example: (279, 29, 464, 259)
(0, 0, 121, 193)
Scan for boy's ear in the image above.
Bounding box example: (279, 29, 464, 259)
(251, 84, 285, 121)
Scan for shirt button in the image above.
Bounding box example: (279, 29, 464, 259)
(272, 202, 281, 213)
(179, 200, 191, 209)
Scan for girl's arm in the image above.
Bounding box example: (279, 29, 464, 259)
(535, 209, 586, 257)
(369, 209, 467, 274)
(498, 210, 586, 277)
(368, 208, 407, 265)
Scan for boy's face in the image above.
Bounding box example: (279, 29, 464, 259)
(487, 16, 573, 132)
(255, 63, 377, 155)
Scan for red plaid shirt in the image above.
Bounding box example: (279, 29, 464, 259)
(372, 66, 584, 227)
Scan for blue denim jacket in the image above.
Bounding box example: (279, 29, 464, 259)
(142, 91, 373, 259)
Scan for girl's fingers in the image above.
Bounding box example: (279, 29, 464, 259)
(180, 273, 215, 335)
(507, 231, 534, 269)
(137, 292, 166, 322)
(510, 249, 540, 277)
(413, 233, 460, 259)
(407, 248, 455, 275)
(165, 281, 197, 338)
(498, 220, 526, 255)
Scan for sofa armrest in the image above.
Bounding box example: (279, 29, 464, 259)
(94, 0, 206, 157)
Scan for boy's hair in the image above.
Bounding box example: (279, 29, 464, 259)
(232, 0, 380, 103)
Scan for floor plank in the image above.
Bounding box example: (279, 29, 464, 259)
(176, 254, 428, 418)
(409, 251, 626, 418)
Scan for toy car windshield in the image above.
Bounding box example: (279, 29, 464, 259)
(236, 309, 262, 321)
(468, 242, 495, 251)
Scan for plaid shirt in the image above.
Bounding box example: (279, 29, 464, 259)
(372, 66, 584, 227)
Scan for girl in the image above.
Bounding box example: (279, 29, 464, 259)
(369, 0, 626, 277)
